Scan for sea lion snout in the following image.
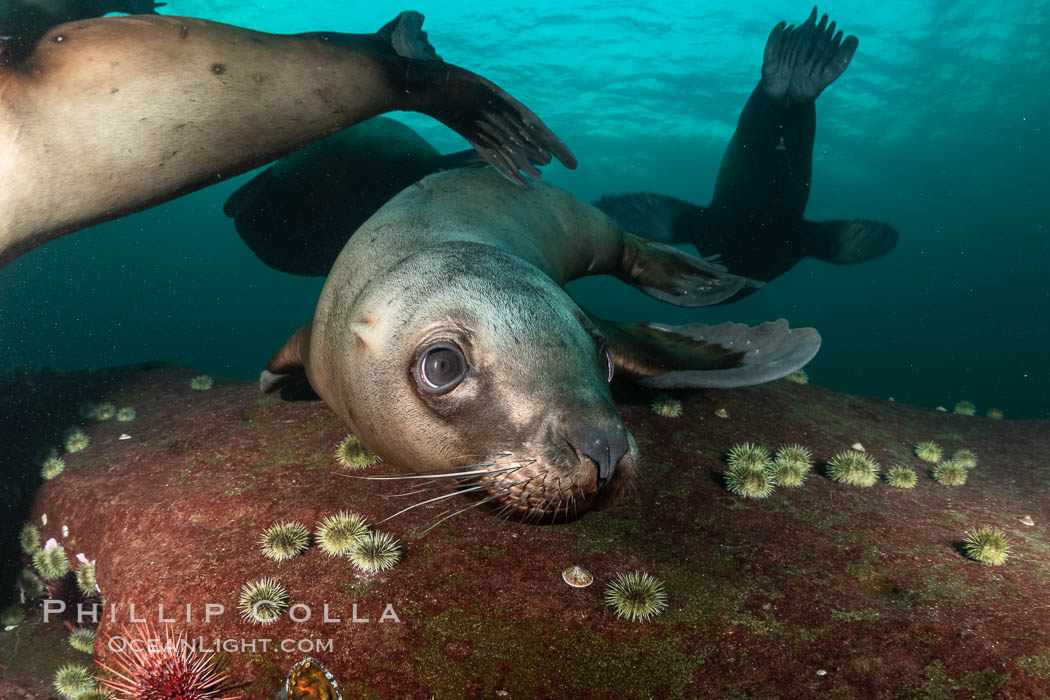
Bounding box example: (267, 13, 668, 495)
(564, 420, 629, 492)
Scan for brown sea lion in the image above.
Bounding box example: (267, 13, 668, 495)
(0, 0, 164, 60)
(0, 11, 575, 268)
(261, 169, 820, 522)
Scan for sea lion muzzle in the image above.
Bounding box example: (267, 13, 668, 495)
(565, 421, 628, 493)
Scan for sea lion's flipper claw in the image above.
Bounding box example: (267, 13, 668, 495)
(761, 7, 858, 101)
(802, 218, 899, 264)
(261, 321, 312, 394)
(591, 317, 821, 389)
(618, 234, 759, 307)
(594, 192, 700, 245)
(377, 11, 440, 61)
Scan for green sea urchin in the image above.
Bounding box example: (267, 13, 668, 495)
(772, 444, 812, 487)
(885, 466, 917, 488)
(933, 460, 967, 486)
(95, 402, 117, 420)
(76, 560, 97, 596)
(18, 569, 45, 599)
(190, 374, 214, 391)
(952, 448, 978, 469)
(724, 464, 776, 499)
(316, 511, 369, 557)
(785, 369, 809, 384)
(1, 604, 26, 626)
(914, 440, 942, 463)
(64, 427, 91, 453)
(953, 400, 976, 416)
(649, 395, 682, 418)
(69, 627, 96, 654)
(19, 523, 40, 554)
(32, 541, 69, 580)
(53, 663, 96, 699)
(726, 442, 773, 472)
(349, 531, 402, 572)
(986, 407, 1004, 420)
(259, 521, 310, 561)
(335, 434, 380, 470)
(41, 455, 66, 480)
(238, 577, 288, 624)
(116, 407, 136, 422)
(604, 571, 668, 622)
(78, 402, 100, 420)
(77, 691, 114, 700)
(826, 450, 879, 487)
(963, 526, 1011, 565)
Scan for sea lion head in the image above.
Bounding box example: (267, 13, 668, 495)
(319, 242, 638, 521)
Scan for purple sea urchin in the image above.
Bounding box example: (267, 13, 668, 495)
(238, 578, 288, 625)
(604, 571, 668, 622)
(650, 395, 682, 418)
(726, 442, 773, 472)
(963, 527, 1011, 565)
(933, 460, 967, 486)
(334, 434, 381, 469)
(259, 521, 310, 561)
(349, 531, 402, 572)
(885, 466, 917, 488)
(952, 449, 978, 469)
(316, 511, 369, 557)
(190, 375, 214, 391)
(724, 464, 776, 499)
(914, 441, 942, 463)
(826, 450, 879, 487)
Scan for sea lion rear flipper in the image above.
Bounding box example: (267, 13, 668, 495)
(594, 193, 701, 245)
(591, 316, 821, 389)
(260, 321, 312, 394)
(802, 218, 899, 265)
(618, 233, 761, 307)
(761, 7, 859, 102)
(381, 13, 577, 185)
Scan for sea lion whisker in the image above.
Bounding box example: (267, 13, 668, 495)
(376, 478, 528, 524)
(346, 463, 504, 480)
(418, 487, 518, 534)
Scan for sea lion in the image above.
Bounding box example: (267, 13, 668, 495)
(261, 169, 820, 521)
(223, 117, 483, 276)
(0, 12, 575, 268)
(0, 0, 163, 60)
(595, 7, 898, 296)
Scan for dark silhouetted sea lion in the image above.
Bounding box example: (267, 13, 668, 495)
(223, 117, 483, 276)
(595, 7, 898, 295)
(261, 169, 820, 521)
(0, 12, 575, 268)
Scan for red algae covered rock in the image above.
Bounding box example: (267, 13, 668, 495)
(2, 364, 1050, 697)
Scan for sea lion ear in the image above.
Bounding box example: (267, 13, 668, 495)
(260, 321, 312, 394)
(590, 315, 820, 389)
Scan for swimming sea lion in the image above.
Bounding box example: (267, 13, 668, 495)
(0, 12, 575, 268)
(223, 117, 483, 276)
(260, 169, 820, 521)
(595, 7, 898, 296)
(0, 0, 163, 60)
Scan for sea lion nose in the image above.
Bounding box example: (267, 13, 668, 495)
(570, 423, 629, 491)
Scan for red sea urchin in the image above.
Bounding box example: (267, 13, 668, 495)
(97, 622, 240, 699)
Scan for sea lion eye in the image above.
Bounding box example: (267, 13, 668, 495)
(599, 343, 614, 383)
(418, 343, 468, 393)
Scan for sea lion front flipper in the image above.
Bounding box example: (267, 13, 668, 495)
(435, 149, 488, 171)
(260, 321, 312, 394)
(802, 218, 899, 265)
(383, 13, 577, 185)
(591, 316, 821, 389)
(594, 193, 702, 245)
(618, 233, 761, 307)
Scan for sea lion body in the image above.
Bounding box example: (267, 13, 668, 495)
(0, 13, 574, 267)
(596, 8, 898, 295)
(263, 169, 821, 520)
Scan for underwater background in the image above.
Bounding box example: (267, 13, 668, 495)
(0, 0, 1046, 418)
